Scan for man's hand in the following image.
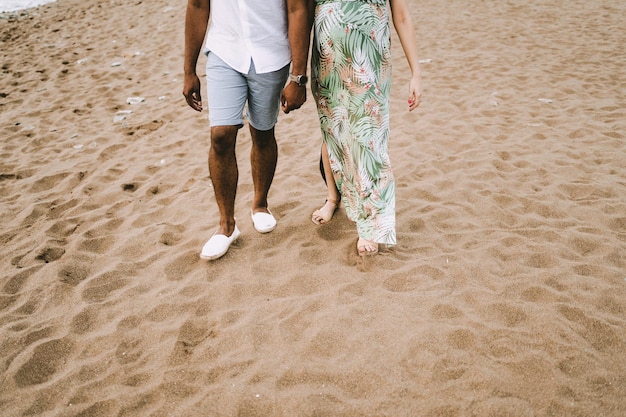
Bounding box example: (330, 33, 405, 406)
(283, 0, 311, 113)
(183, 73, 203, 112)
(281, 82, 306, 113)
(183, 0, 209, 112)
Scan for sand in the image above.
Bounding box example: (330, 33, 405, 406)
(1, 0, 625, 416)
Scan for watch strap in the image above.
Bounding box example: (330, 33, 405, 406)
(289, 74, 308, 86)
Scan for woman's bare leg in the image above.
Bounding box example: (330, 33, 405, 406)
(311, 143, 340, 224)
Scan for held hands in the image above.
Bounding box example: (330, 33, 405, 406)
(281, 82, 306, 114)
(183, 73, 203, 112)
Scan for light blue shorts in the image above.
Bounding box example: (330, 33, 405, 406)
(205, 52, 289, 131)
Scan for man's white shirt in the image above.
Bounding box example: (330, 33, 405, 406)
(205, 0, 291, 74)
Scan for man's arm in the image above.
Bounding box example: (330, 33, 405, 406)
(281, 0, 313, 114)
(183, 0, 210, 112)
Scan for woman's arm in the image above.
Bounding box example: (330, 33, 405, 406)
(390, 0, 422, 111)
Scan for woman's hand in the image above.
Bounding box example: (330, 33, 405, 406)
(407, 75, 422, 111)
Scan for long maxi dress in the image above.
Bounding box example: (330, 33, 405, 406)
(311, 0, 396, 245)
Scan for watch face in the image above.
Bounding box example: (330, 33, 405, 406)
(292, 74, 307, 85)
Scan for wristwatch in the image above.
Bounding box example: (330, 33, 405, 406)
(290, 73, 308, 86)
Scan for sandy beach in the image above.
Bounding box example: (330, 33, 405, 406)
(1, 0, 625, 415)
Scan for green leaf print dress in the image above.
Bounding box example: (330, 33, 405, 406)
(312, 0, 396, 245)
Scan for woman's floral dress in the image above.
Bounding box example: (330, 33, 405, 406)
(312, 0, 396, 245)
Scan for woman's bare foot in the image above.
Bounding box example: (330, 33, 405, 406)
(357, 237, 378, 256)
(311, 199, 338, 225)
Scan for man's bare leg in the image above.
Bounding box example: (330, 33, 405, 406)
(249, 126, 277, 215)
(209, 125, 239, 236)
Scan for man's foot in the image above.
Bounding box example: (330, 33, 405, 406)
(311, 199, 338, 225)
(251, 209, 276, 233)
(200, 226, 241, 260)
(357, 237, 378, 256)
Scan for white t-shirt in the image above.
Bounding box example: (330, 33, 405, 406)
(204, 0, 291, 74)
